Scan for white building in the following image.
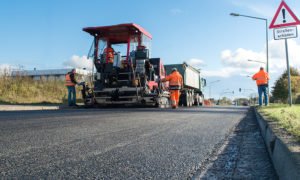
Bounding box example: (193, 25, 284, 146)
(11, 68, 92, 81)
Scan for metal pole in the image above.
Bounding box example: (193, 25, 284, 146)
(265, 20, 270, 97)
(266, 20, 269, 74)
(209, 86, 211, 99)
(285, 39, 292, 106)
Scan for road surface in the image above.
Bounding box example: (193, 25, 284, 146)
(0, 106, 277, 179)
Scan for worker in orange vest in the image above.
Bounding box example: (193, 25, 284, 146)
(252, 67, 270, 106)
(65, 69, 78, 106)
(104, 44, 114, 64)
(161, 68, 183, 109)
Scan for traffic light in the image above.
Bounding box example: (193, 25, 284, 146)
(239, 88, 242, 92)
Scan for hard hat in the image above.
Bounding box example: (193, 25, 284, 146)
(172, 68, 177, 72)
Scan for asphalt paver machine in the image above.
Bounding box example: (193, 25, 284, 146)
(81, 23, 170, 107)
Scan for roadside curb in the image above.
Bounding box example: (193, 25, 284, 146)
(0, 105, 60, 111)
(253, 107, 300, 180)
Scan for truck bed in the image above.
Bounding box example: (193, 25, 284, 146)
(164, 63, 201, 90)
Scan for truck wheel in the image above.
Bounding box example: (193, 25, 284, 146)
(187, 92, 192, 107)
(182, 92, 188, 107)
(194, 94, 200, 106)
(199, 95, 204, 106)
(191, 91, 195, 106)
(190, 93, 194, 107)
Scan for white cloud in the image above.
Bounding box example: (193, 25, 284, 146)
(268, 39, 300, 71)
(0, 64, 12, 70)
(170, 8, 183, 15)
(186, 58, 206, 67)
(221, 48, 265, 69)
(203, 48, 265, 78)
(0, 64, 21, 75)
(0, 64, 13, 75)
(230, 1, 275, 18)
(63, 55, 93, 70)
(203, 39, 300, 78)
(202, 67, 238, 78)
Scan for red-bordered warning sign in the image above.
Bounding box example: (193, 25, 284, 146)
(269, 1, 300, 29)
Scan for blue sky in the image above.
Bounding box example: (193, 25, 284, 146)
(1, 0, 300, 99)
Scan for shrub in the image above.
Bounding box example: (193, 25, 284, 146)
(0, 76, 81, 104)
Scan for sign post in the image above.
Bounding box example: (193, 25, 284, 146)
(269, 1, 300, 106)
(284, 39, 293, 105)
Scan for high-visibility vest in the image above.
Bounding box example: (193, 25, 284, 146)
(104, 47, 114, 63)
(65, 73, 75, 86)
(165, 71, 183, 90)
(252, 70, 269, 85)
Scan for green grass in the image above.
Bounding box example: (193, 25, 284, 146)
(0, 76, 81, 104)
(258, 104, 300, 140)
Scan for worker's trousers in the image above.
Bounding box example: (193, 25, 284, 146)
(67, 86, 76, 106)
(258, 84, 268, 106)
(170, 90, 180, 108)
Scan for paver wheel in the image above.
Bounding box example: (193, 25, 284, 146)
(84, 97, 95, 108)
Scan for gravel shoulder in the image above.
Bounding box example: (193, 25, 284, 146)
(191, 108, 277, 179)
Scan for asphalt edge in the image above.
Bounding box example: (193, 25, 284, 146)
(253, 107, 300, 180)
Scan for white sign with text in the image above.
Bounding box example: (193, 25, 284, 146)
(273, 26, 297, 40)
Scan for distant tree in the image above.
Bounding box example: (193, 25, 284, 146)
(272, 67, 300, 103)
(218, 97, 232, 105)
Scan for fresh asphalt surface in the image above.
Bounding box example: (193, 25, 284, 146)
(0, 106, 273, 179)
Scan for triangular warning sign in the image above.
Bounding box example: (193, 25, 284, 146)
(269, 1, 300, 29)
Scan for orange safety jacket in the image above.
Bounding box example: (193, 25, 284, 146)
(104, 47, 114, 63)
(65, 73, 76, 86)
(252, 70, 270, 85)
(164, 71, 183, 90)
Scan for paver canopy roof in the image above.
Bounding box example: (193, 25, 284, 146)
(83, 23, 152, 44)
